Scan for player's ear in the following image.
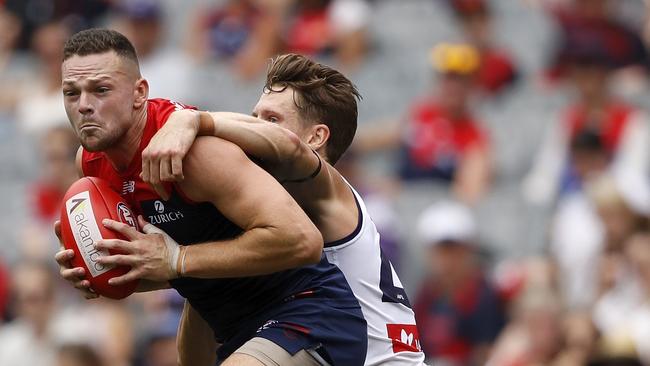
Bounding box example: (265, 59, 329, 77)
(133, 78, 149, 109)
(307, 123, 330, 151)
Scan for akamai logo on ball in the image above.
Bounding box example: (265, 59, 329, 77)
(65, 191, 113, 278)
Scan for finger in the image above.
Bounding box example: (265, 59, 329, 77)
(171, 155, 184, 181)
(61, 267, 86, 281)
(84, 292, 100, 300)
(149, 154, 161, 187)
(73, 279, 92, 290)
(137, 215, 149, 229)
(160, 156, 173, 182)
(152, 182, 170, 201)
(102, 219, 142, 240)
(55, 249, 75, 265)
(108, 270, 141, 286)
(95, 238, 133, 253)
(138, 216, 164, 235)
(142, 149, 151, 184)
(54, 220, 62, 240)
(96, 254, 138, 267)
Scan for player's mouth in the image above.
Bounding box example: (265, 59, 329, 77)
(79, 123, 100, 131)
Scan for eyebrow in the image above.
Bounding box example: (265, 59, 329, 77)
(62, 75, 115, 84)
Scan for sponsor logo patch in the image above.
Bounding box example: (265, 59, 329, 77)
(65, 191, 113, 277)
(386, 324, 422, 353)
(117, 202, 138, 230)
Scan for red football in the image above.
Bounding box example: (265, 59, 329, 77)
(59, 177, 139, 299)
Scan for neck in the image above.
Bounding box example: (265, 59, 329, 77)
(105, 103, 148, 172)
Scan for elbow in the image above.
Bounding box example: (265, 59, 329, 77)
(291, 224, 323, 266)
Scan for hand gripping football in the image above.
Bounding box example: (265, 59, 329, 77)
(60, 177, 139, 299)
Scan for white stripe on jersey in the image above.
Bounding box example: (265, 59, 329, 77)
(324, 184, 426, 365)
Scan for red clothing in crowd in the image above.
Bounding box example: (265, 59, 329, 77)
(414, 274, 505, 364)
(285, 6, 332, 55)
(564, 102, 634, 154)
(400, 99, 488, 180)
(478, 48, 517, 93)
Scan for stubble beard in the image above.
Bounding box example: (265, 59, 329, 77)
(78, 126, 126, 152)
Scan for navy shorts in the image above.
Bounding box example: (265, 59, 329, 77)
(216, 289, 368, 365)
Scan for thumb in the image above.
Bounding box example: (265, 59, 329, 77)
(138, 215, 164, 235)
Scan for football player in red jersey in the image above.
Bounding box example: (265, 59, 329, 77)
(143, 54, 428, 365)
(54, 29, 367, 365)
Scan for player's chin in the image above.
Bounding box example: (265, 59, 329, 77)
(80, 135, 111, 152)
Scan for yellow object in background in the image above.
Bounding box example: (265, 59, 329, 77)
(430, 43, 481, 75)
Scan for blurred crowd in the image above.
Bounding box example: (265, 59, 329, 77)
(0, 0, 649, 365)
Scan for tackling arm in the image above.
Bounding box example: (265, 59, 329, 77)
(143, 110, 320, 187)
(199, 110, 320, 181)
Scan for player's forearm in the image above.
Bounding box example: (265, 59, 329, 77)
(135, 279, 170, 292)
(180, 225, 322, 278)
(199, 111, 307, 170)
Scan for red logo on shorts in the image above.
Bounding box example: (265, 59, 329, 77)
(386, 324, 422, 353)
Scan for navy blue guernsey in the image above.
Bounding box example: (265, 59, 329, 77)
(81, 99, 363, 358)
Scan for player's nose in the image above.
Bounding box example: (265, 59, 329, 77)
(78, 91, 94, 115)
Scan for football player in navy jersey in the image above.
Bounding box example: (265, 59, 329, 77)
(54, 29, 367, 365)
(143, 54, 427, 365)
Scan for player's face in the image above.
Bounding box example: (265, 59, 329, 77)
(252, 87, 311, 141)
(62, 51, 141, 152)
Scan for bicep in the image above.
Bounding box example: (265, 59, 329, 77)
(180, 137, 306, 230)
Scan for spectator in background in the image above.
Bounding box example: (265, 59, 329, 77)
(141, 312, 181, 366)
(56, 344, 103, 366)
(447, 0, 518, 95)
(0, 7, 23, 114)
(587, 173, 650, 364)
(0, 261, 59, 366)
(14, 21, 70, 135)
(3, 0, 111, 50)
(523, 32, 649, 205)
(283, 0, 371, 70)
(414, 201, 505, 365)
(487, 287, 567, 366)
(549, 131, 609, 310)
(547, 0, 648, 76)
(186, 0, 283, 80)
(52, 298, 135, 366)
(357, 43, 492, 205)
(487, 258, 591, 366)
(20, 126, 78, 262)
(112, 0, 195, 102)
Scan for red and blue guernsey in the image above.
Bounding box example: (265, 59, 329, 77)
(81, 99, 367, 364)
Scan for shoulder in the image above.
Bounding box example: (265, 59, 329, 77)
(185, 136, 247, 166)
(148, 98, 198, 128)
(180, 137, 250, 200)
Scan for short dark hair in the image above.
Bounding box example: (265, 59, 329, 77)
(265, 54, 361, 164)
(63, 28, 139, 65)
